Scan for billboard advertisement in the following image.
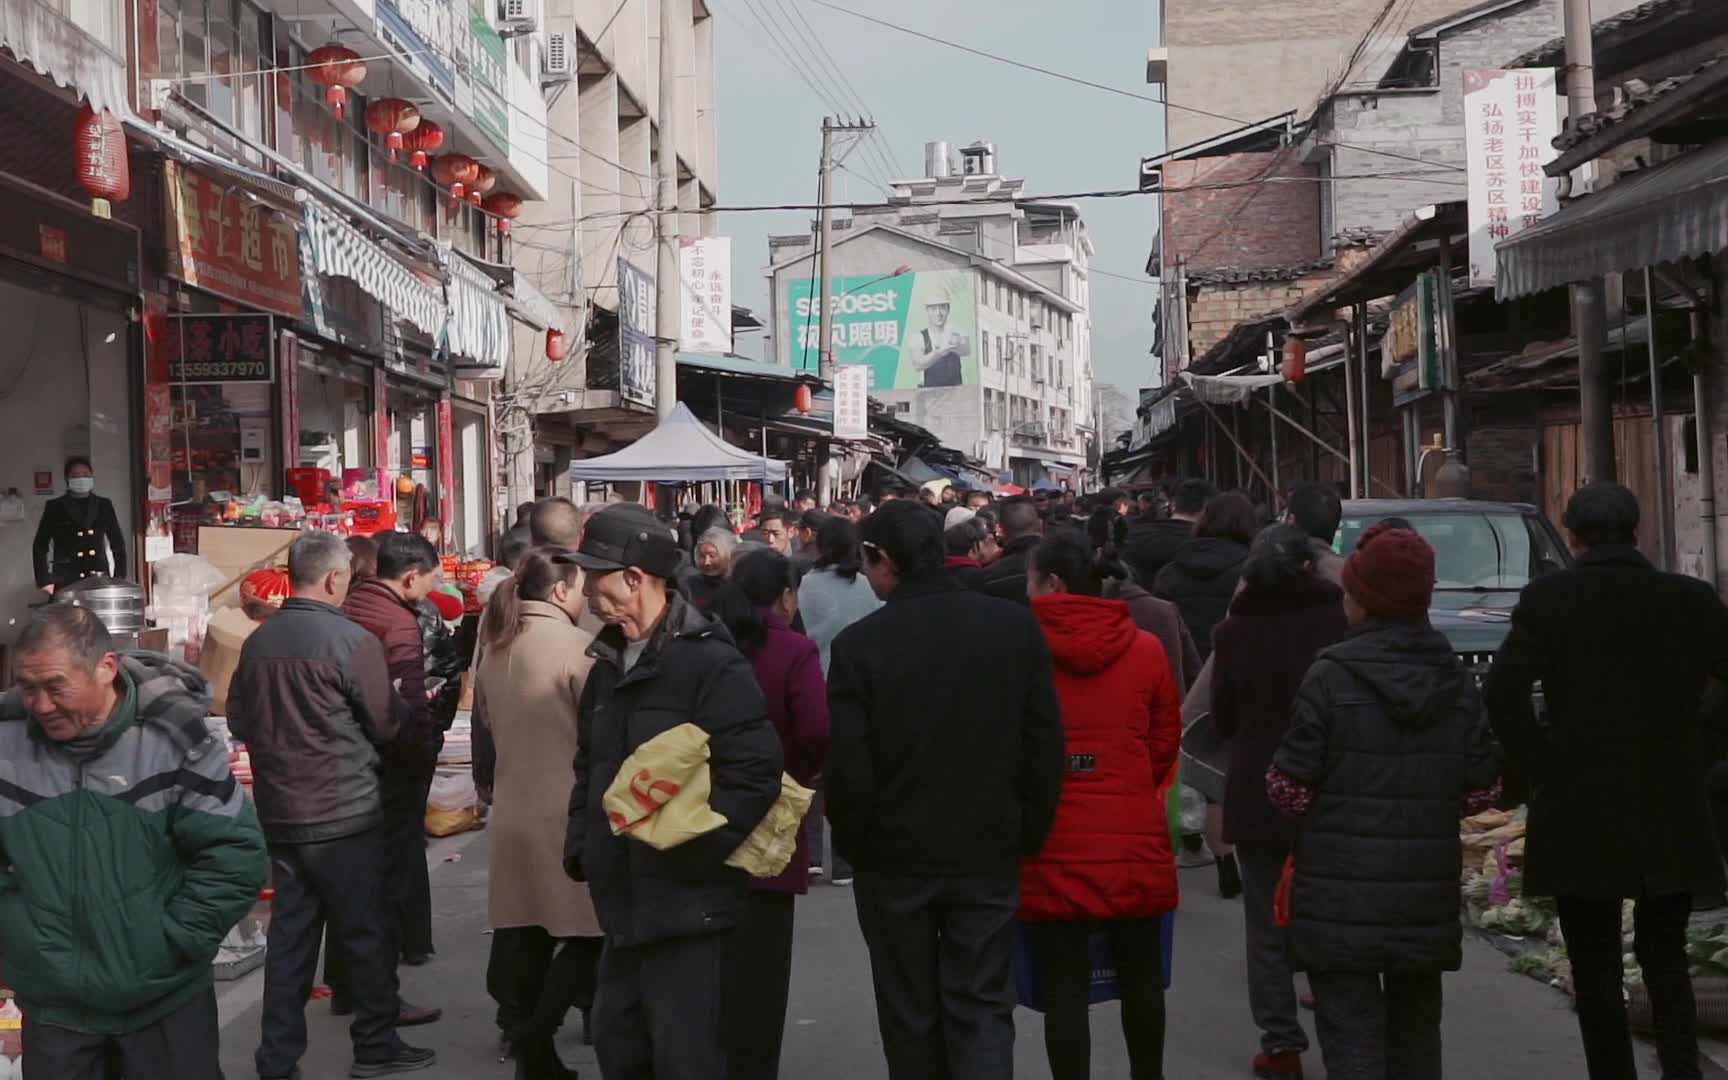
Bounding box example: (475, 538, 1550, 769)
(789, 269, 976, 389)
(618, 257, 656, 408)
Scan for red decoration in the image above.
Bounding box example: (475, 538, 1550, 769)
(364, 98, 421, 161)
(432, 154, 480, 206)
(1280, 337, 1308, 384)
(794, 384, 814, 415)
(546, 328, 569, 361)
(484, 192, 524, 235)
(401, 120, 445, 170)
(240, 567, 293, 610)
(74, 106, 130, 203)
(467, 190, 482, 206)
(305, 45, 367, 118)
(471, 165, 497, 196)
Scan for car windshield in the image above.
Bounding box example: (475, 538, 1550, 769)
(1335, 512, 1566, 595)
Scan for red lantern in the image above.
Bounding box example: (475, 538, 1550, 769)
(240, 567, 293, 610)
(74, 105, 129, 204)
(305, 45, 367, 118)
(467, 190, 482, 206)
(794, 384, 814, 415)
(484, 192, 524, 235)
(432, 154, 480, 206)
(546, 328, 570, 361)
(364, 98, 421, 161)
(471, 165, 497, 196)
(1280, 336, 1308, 384)
(401, 120, 445, 170)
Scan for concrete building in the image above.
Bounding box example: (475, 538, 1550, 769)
(504, 0, 721, 500)
(766, 141, 1095, 486)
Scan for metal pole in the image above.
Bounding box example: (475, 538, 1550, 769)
(1693, 306, 1719, 590)
(653, 0, 682, 419)
(817, 118, 836, 378)
(1346, 303, 1365, 498)
(1563, 0, 1615, 482)
(1403, 406, 1419, 496)
(1644, 267, 1671, 569)
(1437, 240, 1462, 454)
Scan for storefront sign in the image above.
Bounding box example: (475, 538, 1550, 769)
(1463, 69, 1561, 287)
(618, 257, 657, 409)
(376, 0, 458, 103)
(787, 269, 978, 390)
(165, 161, 304, 318)
(38, 225, 67, 265)
(1386, 272, 1442, 406)
(679, 236, 732, 354)
(163, 314, 276, 384)
(457, 0, 510, 157)
(0, 173, 138, 293)
(832, 364, 870, 440)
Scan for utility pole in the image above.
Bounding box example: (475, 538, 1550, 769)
(653, 0, 682, 420)
(1563, 0, 1615, 481)
(815, 116, 876, 378)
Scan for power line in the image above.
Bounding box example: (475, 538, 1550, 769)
(802, 0, 1468, 175)
(765, 0, 901, 183)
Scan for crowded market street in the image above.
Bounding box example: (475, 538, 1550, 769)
(205, 828, 1706, 1080)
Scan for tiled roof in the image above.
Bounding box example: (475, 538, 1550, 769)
(1507, 0, 1687, 67)
(1186, 259, 1334, 286)
(1553, 51, 1728, 151)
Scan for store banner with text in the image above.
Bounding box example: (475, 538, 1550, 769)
(788, 269, 977, 390)
(458, 0, 510, 156)
(679, 236, 732, 354)
(1463, 69, 1561, 287)
(833, 364, 870, 439)
(165, 161, 304, 317)
(377, 0, 458, 101)
(163, 314, 276, 384)
(619, 257, 657, 408)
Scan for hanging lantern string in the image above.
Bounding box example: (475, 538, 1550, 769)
(161, 45, 444, 86)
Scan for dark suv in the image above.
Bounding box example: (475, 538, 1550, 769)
(1337, 499, 1571, 669)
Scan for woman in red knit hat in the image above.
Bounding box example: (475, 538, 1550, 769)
(1266, 525, 1500, 1080)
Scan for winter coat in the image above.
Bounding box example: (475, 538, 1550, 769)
(1123, 517, 1191, 586)
(472, 600, 600, 938)
(32, 491, 126, 587)
(1106, 579, 1201, 692)
(1272, 621, 1499, 974)
(1153, 536, 1249, 659)
(417, 599, 468, 734)
(343, 579, 437, 770)
(797, 566, 883, 676)
(0, 653, 264, 1034)
(826, 573, 1065, 876)
(1021, 593, 1182, 922)
(1485, 545, 1728, 899)
(1211, 575, 1347, 849)
(565, 593, 784, 947)
(227, 597, 406, 843)
(742, 609, 831, 894)
(973, 534, 1044, 605)
(945, 554, 988, 591)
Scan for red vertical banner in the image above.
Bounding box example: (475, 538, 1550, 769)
(373, 366, 390, 479)
(436, 397, 455, 544)
(278, 332, 299, 498)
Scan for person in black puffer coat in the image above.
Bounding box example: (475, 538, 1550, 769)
(1267, 525, 1500, 1080)
(1152, 491, 1256, 659)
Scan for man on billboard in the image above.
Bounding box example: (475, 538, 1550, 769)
(903, 277, 971, 388)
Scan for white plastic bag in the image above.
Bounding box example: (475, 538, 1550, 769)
(424, 769, 483, 837)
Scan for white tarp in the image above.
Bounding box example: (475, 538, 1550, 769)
(1180, 371, 1286, 405)
(0, 0, 128, 116)
(568, 403, 788, 483)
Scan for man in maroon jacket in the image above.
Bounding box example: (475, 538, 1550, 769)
(340, 531, 445, 1026)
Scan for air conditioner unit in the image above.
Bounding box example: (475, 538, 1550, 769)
(500, 0, 540, 31)
(543, 31, 574, 81)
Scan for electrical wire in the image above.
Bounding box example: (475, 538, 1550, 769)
(760, 0, 901, 184)
(801, 0, 1468, 175)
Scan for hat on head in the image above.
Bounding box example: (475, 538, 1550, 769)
(1342, 525, 1435, 622)
(557, 504, 681, 579)
(944, 506, 977, 530)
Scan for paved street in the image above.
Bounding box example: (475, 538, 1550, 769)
(214, 829, 1716, 1079)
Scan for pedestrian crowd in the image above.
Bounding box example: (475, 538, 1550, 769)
(1, 474, 1725, 1080)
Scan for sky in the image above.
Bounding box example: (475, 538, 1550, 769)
(713, 0, 1165, 395)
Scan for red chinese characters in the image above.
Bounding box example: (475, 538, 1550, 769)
(165, 161, 303, 318)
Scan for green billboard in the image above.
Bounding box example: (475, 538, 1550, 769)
(788, 269, 977, 389)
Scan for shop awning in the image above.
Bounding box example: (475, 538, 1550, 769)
(1496, 139, 1728, 300)
(568, 402, 788, 483)
(444, 249, 511, 380)
(303, 202, 445, 337)
(1181, 371, 1287, 404)
(1, 2, 127, 115)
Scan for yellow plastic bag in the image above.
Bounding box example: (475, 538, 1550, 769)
(602, 723, 729, 850)
(726, 773, 815, 878)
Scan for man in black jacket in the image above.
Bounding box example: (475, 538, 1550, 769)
(971, 496, 1044, 603)
(1486, 483, 1728, 1080)
(828, 500, 1064, 1080)
(563, 504, 783, 1080)
(1124, 478, 1212, 585)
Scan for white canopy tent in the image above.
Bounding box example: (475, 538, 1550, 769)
(567, 403, 788, 484)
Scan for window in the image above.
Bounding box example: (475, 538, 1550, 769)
(207, 0, 235, 126)
(236, 4, 265, 142)
(180, 0, 210, 111)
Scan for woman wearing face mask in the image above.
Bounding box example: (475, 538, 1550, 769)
(471, 547, 602, 1079)
(32, 456, 127, 592)
(717, 547, 830, 1080)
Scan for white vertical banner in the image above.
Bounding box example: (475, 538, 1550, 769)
(1463, 68, 1562, 287)
(833, 364, 870, 439)
(678, 236, 733, 353)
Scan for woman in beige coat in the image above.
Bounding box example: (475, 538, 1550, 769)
(473, 547, 598, 1080)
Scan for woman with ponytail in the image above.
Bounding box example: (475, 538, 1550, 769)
(716, 547, 830, 1080)
(1021, 532, 1183, 1080)
(472, 548, 600, 1079)
(1090, 509, 1201, 693)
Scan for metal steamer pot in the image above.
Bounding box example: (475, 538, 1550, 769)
(55, 577, 147, 647)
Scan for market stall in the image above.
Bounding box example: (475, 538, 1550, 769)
(569, 403, 788, 525)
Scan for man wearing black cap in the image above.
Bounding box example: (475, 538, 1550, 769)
(560, 503, 784, 1080)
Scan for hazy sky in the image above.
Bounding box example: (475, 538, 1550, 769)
(714, 0, 1165, 394)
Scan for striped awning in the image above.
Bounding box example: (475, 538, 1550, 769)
(443, 248, 511, 379)
(1496, 139, 1728, 300)
(302, 202, 444, 337)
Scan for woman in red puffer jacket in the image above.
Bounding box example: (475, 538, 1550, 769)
(1025, 531, 1183, 1080)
